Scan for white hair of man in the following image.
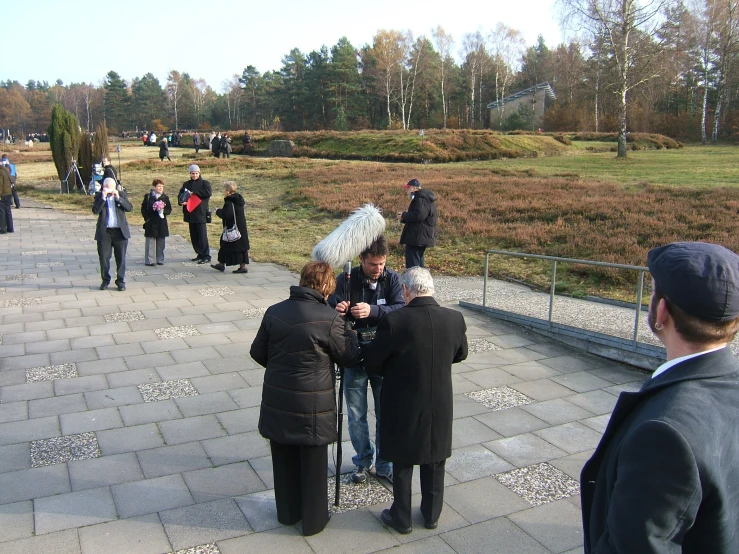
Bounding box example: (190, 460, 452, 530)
(102, 178, 117, 189)
(401, 266, 435, 298)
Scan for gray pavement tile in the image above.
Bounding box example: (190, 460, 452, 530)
(233, 490, 280, 533)
(140, 336, 190, 353)
(69, 334, 116, 350)
(0, 528, 81, 554)
(0, 464, 71, 504)
(0, 381, 54, 403)
(159, 414, 226, 445)
(34, 486, 117, 535)
(75, 356, 128, 376)
(450, 374, 479, 394)
(0, 500, 34, 543)
(445, 444, 514, 482)
(137, 442, 213, 479)
(0, 442, 30, 473)
(539, 355, 601, 374)
(508, 498, 584, 552)
(485, 433, 568, 467)
(248, 455, 274, 489)
(69, 452, 145, 491)
(441, 516, 551, 553)
(205, 355, 259, 375)
(227, 386, 262, 409)
(499, 360, 562, 380)
(604, 381, 642, 395)
(214, 343, 253, 359)
(305, 508, 399, 554)
(218, 526, 313, 554)
(548, 451, 592, 482)
(96, 423, 165, 455)
(112, 473, 195, 518)
(45, 326, 91, 341)
(113, 330, 160, 345)
(0, 415, 60, 446)
(443, 477, 530, 524)
(96, 343, 145, 360)
(216, 407, 260, 435)
(238, 369, 265, 387)
(462, 367, 522, 389)
(451, 416, 503, 449)
(534, 422, 604, 455)
(0, 400, 28, 424)
(0, 344, 26, 358)
(50, 347, 99, 365)
(182, 461, 267, 503)
(550, 370, 614, 393)
(126, 351, 178, 370)
(486, 333, 536, 348)
(189, 373, 248, 395)
(106, 368, 160, 388)
(29, 394, 87, 419)
(84, 385, 144, 409)
(88, 322, 132, 336)
(79, 513, 172, 554)
(60, 407, 123, 435)
(374, 535, 457, 553)
(510, 378, 580, 401)
(156, 361, 210, 380)
(0, 368, 26, 387)
(473, 407, 549, 438)
(171, 346, 222, 364)
(588, 365, 646, 384)
(25, 338, 71, 355)
(174, 391, 238, 417)
(53, 374, 108, 396)
(452, 394, 492, 419)
(201, 431, 271, 466)
(160, 497, 252, 551)
(119, 398, 183, 426)
(0, 329, 46, 345)
(526, 341, 579, 358)
(183, 333, 234, 349)
(564, 390, 620, 415)
(520, 398, 596, 426)
(580, 414, 611, 434)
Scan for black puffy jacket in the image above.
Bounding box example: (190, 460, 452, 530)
(399, 189, 437, 247)
(251, 286, 360, 446)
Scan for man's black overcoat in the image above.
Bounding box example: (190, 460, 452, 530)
(363, 296, 467, 465)
(581, 346, 739, 553)
(178, 177, 211, 224)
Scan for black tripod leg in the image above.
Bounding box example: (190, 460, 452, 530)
(335, 367, 345, 506)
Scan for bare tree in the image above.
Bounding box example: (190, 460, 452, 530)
(489, 23, 525, 129)
(706, 0, 739, 141)
(398, 32, 426, 130)
(460, 31, 486, 127)
(432, 26, 455, 128)
(559, 0, 669, 156)
(371, 29, 405, 127)
(167, 70, 184, 131)
(189, 78, 209, 127)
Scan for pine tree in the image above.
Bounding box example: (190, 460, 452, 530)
(78, 133, 93, 187)
(93, 121, 109, 161)
(48, 104, 82, 192)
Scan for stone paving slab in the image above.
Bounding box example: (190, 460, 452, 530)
(0, 202, 656, 552)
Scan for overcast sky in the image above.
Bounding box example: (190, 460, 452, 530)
(6, 0, 563, 89)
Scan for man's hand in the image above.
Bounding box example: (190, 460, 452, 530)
(335, 301, 350, 315)
(396, 211, 403, 222)
(350, 302, 371, 319)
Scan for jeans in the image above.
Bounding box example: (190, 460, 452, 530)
(344, 365, 391, 474)
(405, 244, 426, 268)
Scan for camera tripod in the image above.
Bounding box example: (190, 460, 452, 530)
(60, 157, 84, 194)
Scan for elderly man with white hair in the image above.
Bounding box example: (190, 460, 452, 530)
(92, 177, 132, 291)
(364, 266, 468, 534)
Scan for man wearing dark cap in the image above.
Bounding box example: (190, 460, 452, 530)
(581, 241, 739, 554)
(178, 164, 212, 263)
(396, 178, 437, 269)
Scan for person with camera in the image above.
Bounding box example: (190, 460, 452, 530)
(1, 154, 20, 208)
(178, 164, 212, 264)
(92, 177, 133, 291)
(0, 161, 13, 233)
(396, 178, 437, 269)
(328, 234, 404, 484)
(101, 157, 118, 185)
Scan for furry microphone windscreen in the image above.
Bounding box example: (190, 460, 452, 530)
(311, 203, 386, 268)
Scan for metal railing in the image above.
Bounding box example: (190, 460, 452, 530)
(483, 249, 650, 349)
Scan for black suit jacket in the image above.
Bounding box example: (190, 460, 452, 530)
(92, 189, 133, 240)
(363, 296, 467, 465)
(581, 347, 739, 553)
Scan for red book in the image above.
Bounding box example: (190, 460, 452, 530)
(186, 194, 202, 212)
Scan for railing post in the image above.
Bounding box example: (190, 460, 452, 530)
(483, 253, 489, 310)
(548, 260, 557, 324)
(633, 270, 645, 349)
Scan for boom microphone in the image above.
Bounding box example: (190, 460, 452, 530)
(311, 203, 386, 268)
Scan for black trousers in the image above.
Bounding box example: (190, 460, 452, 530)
(189, 222, 210, 258)
(11, 186, 19, 208)
(97, 228, 127, 285)
(270, 441, 329, 536)
(404, 245, 427, 268)
(0, 195, 13, 232)
(390, 459, 446, 529)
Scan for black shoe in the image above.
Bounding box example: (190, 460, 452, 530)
(233, 267, 248, 274)
(117, 284, 126, 291)
(99, 282, 109, 290)
(211, 264, 225, 272)
(351, 465, 369, 484)
(191, 256, 201, 262)
(381, 509, 412, 535)
(197, 257, 212, 264)
(424, 520, 438, 530)
(157, 262, 164, 265)
(145, 263, 156, 267)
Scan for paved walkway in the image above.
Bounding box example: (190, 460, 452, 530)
(0, 201, 649, 554)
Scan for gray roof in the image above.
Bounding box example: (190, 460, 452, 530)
(487, 82, 557, 110)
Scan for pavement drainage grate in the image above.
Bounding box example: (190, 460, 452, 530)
(494, 462, 580, 506)
(139, 379, 199, 402)
(36, 261, 65, 268)
(31, 432, 101, 467)
(174, 544, 220, 554)
(241, 308, 267, 319)
(465, 386, 535, 411)
(327, 473, 393, 514)
(105, 311, 146, 323)
(198, 287, 235, 297)
(467, 338, 502, 353)
(127, 270, 147, 277)
(164, 272, 196, 280)
(154, 325, 201, 340)
(26, 363, 78, 383)
(21, 250, 48, 256)
(4, 297, 42, 307)
(5, 274, 38, 281)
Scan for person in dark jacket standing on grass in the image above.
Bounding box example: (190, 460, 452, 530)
(250, 261, 360, 537)
(193, 131, 201, 153)
(178, 164, 212, 263)
(397, 178, 437, 268)
(158, 137, 171, 161)
(210, 181, 250, 273)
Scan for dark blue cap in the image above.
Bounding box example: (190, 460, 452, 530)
(648, 242, 739, 322)
(404, 178, 421, 188)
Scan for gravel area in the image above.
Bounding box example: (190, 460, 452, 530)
(79, 237, 95, 242)
(164, 272, 196, 280)
(327, 474, 393, 514)
(174, 545, 220, 554)
(467, 338, 502, 353)
(154, 325, 201, 340)
(105, 311, 146, 323)
(180, 262, 200, 267)
(139, 379, 199, 402)
(4, 297, 42, 307)
(127, 270, 148, 276)
(5, 273, 38, 280)
(0, 287, 5, 294)
(31, 432, 101, 468)
(495, 462, 580, 506)
(198, 287, 235, 297)
(466, 386, 535, 411)
(241, 308, 268, 319)
(26, 363, 78, 383)
(21, 250, 48, 256)
(36, 261, 65, 268)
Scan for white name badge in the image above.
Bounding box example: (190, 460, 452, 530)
(377, 299, 386, 305)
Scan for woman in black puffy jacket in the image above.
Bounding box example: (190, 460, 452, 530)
(250, 261, 359, 536)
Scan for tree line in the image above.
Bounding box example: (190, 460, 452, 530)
(1, 0, 737, 145)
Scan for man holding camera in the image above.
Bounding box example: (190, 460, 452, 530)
(178, 164, 212, 264)
(92, 177, 132, 291)
(328, 235, 404, 483)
